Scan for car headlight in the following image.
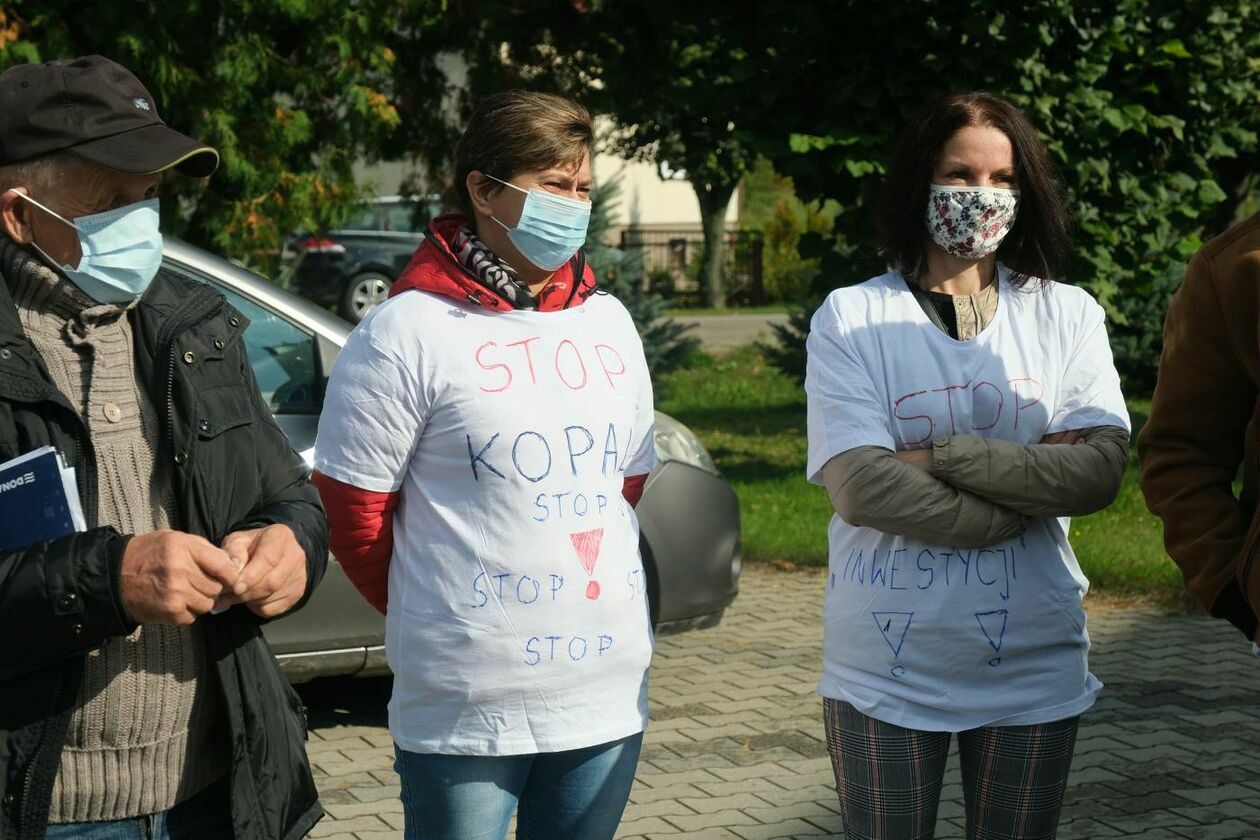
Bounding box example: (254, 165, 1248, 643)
(652, 412, 720, 476)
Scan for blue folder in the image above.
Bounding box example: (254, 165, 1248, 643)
(0, 446, 86, 552)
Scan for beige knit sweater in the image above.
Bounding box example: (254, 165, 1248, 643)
(0, 238, 229, 822)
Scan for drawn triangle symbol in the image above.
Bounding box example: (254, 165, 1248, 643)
(871, 611, 913, 658)
(570, 528, 605, 575)
(975, 609, 1009, 654)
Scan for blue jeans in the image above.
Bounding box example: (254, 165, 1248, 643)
(44, 776, 232, 840)
(394, 732, 644, 840)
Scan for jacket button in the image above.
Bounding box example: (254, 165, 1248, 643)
(0, 348, 10, 360)
(228, 316, 241, 328)
(213, 338, 225, 350)
(198, 419, 212, 433)
(3, 792, 13, 806)
(71, 623, 83, 636)
(182, 351, 196, 365)
(59, 593, 78, 609)
(174, 451, 188, 465)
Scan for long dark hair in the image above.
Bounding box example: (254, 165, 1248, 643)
(878, 92, 1072, 286)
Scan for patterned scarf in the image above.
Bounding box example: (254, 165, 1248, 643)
(451, 225, 538, 310)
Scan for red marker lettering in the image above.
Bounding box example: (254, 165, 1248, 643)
(476, 341, 512, 393)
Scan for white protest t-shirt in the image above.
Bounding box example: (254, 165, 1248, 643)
(314, 289, 657, 755)
(805, 267, 1130, 732)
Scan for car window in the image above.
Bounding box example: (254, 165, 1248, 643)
(342, 207, 378, 231)
(385, 203, 423, 233)
(196, 278, 323, 415)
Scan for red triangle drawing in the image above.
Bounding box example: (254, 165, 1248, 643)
(570, 528, 605, 575)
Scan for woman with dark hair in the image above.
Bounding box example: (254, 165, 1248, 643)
(805, 92, 1130, 839)
(311, 91, 656, 840)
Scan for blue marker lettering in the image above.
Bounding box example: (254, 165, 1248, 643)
(517, 575, 540, 604)
(564, 425, 595, 476)
(602, 424, 620, 476)
(524, 637, 541, 666)
(549, 574, 565, 600)
(889, 549, 907, 591)
(1001, 547, 1013, 600)
(512, 431, 552, 482)
(598, 634, 614, 656)
(844, 548, 865, 584)
(532, 493, 550, 523)
(493, 573, 511, 599)
(546, 635, 563, 661)
(574, 493, 589, 516)
(916, 549, 935, 590)
(870, 549, 889, 588)
(975, 550, 998, 586)
(466, 433, 505, 481)
(955, 549, 973, 585)
(469, 572, 488, 608)
(568, 636, 588, 661)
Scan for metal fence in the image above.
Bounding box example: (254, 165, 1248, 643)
(617, 228, 765, 306)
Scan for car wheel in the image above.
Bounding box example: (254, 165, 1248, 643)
(340, 271, 392, 323)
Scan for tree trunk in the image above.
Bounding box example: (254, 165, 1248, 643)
(696, 182, 736, 309)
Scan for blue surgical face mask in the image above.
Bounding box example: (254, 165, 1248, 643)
(8, 190, 163, 305)
(485, 174, 591, 271)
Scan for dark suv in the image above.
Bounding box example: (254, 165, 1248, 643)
(286, 195, 440, 323)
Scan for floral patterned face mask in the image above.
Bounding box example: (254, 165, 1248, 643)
(926, 184, 1020, 261)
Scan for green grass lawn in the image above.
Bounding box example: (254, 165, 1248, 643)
(658, 347, 1185, 604)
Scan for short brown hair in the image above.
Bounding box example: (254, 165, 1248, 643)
(454, 90, 593, 217)
(878, 91, 1072, 286)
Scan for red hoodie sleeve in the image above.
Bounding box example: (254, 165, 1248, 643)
(311, 470, 397, 615)
(622, 474, 648, 508)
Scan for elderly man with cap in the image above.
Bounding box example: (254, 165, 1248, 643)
(0, 56, 327, 839)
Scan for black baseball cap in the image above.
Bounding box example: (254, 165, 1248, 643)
(0, 55, 219, 178)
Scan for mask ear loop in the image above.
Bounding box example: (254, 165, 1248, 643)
(481, 173, 529, 233)
(4, 188, 77, 230)
(3, 189, 79, 271)
(482, 172, 528, 195)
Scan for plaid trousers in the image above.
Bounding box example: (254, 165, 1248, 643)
(823, 698, 1080, 840)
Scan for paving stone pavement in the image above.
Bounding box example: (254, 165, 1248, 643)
(297, 565, 1260, 839)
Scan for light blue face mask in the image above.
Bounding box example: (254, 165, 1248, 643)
(486, 174, 591, 271)
(9, 190, 163, 305)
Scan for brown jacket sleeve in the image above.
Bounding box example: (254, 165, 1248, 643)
(928, 426, 1129, 518)
(1138, 250, 1258, 637)
(821, 447, 1030, 548)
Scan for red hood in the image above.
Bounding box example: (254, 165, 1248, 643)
(389, 214, 598, 312)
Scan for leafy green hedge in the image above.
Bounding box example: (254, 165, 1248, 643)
(764, 1, 1260, 392)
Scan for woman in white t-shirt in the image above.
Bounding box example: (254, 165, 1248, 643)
(311, 92, 656, 840)
(805, 92, 1130, 839)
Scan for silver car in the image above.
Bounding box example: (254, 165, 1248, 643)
(162, 240, 742, 683)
